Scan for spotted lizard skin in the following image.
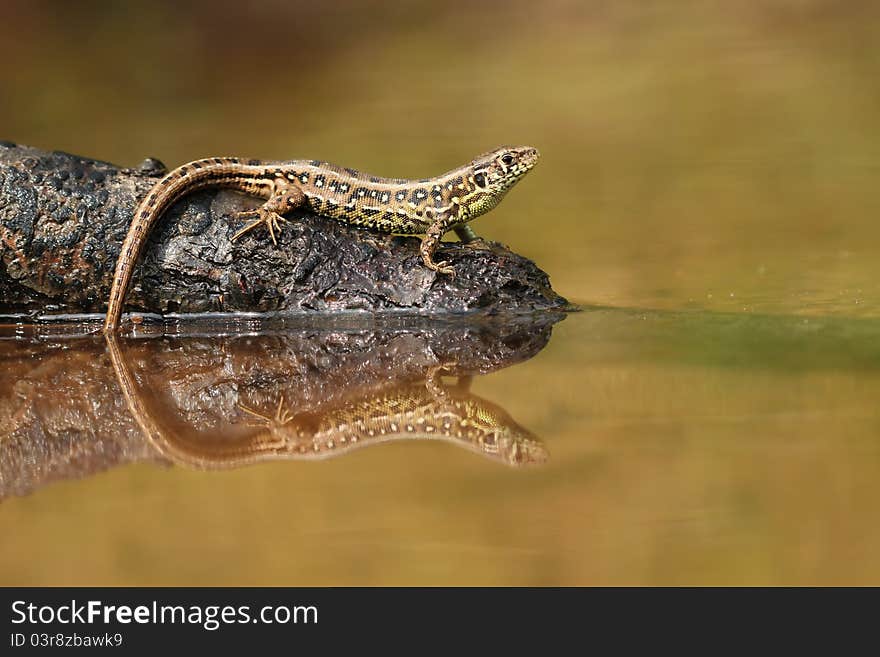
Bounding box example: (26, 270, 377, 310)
(104, 146, 540, 331)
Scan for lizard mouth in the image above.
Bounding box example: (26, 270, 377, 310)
(519, 147, 540, 172)
(509, 147, 540, 178)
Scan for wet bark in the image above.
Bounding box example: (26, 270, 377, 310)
(0, 142, 567, 318)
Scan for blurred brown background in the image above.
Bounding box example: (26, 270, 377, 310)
(3, 0, 879, 312)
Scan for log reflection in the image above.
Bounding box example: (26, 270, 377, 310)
(0, 314, 562, 498)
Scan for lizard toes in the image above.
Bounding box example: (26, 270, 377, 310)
(432, 262, 456, 277)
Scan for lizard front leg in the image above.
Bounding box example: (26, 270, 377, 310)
(426, 361, 459, 401)
(453, 225, 479, 243)
(420, 216, 456, 277)
(232, 178, 307, 245)
(454, 224, 497, 253)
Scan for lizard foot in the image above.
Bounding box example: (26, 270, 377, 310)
(238, 397, 293, 428)
(423, 259, 456, 278)
(232, 208, 287, 245)
(464, 237, 493, 251)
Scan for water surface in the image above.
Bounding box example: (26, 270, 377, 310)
(2, 306, 880, 585)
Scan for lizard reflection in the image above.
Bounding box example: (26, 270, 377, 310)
(105, 336, 546, 470)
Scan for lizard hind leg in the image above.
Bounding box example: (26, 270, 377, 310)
(232, 181, 306, 245)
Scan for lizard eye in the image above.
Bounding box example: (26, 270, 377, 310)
(501, 154, 514, 166)
(474, 172, 487, 188)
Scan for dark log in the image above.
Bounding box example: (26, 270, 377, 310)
(0, 142, 567, 318)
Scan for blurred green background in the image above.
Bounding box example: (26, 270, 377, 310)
(3, 0, 879, 313)
(3, 1, 880, 586)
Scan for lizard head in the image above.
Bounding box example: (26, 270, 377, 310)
(463, 395, 548, 466)
(459, 145, 540, 220)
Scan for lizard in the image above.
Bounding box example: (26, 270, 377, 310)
(104, 334, 547, 469)
(103, 145, 540, 332)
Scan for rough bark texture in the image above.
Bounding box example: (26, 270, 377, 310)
(0, 142, 567, 318)
(0, 313, 563, 499)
